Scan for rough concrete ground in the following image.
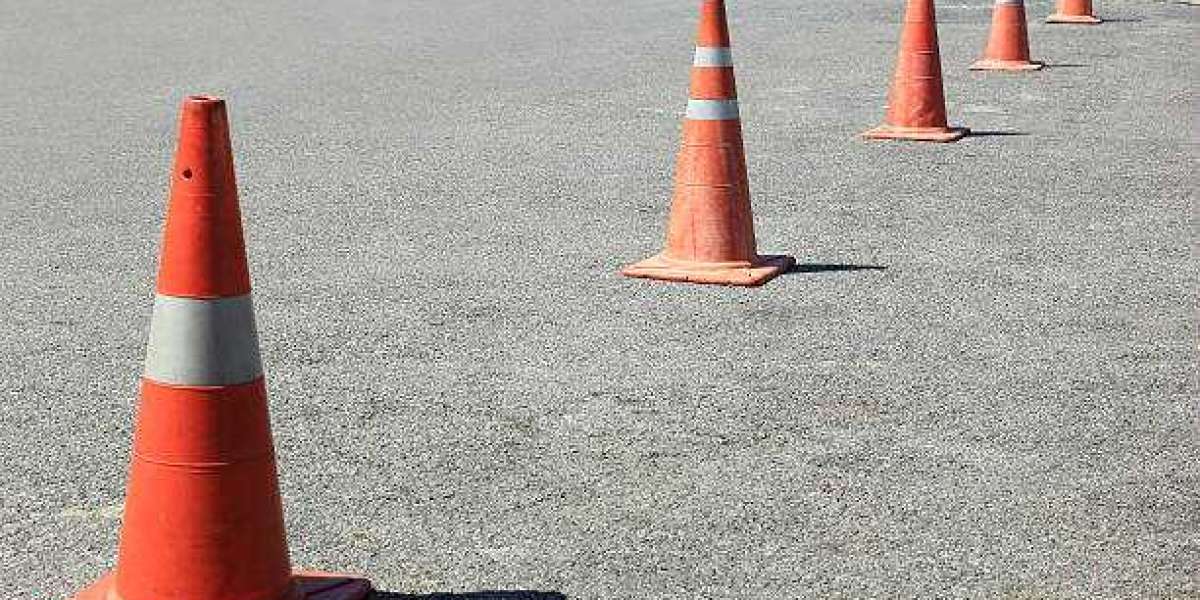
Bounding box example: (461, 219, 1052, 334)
(0, 0, 1196, 598)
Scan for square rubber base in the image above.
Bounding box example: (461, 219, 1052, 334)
(622, 254, 795, 287)
(863, 125, 969, 143)
(73, 571, 372, 600)
(1046, 14, 1102, 23)
(970, 59, 1045, 71)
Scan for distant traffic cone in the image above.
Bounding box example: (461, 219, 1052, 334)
(73, 96, 371, 600)
(864, 0, 969, 142)
(972, 0, 1044, 71)
(622, 0, 794, 286)
(1047, 0, 1102, 24)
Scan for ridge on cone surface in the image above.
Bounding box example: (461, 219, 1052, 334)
(971, 0, 1044, 71)
(622, 0, 794, 287)
(71, 96, 371, 600)
(1047, 0, 1102, 23)
(863, 0, 968, 142)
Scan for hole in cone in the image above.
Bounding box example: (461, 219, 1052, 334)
(181, 168, 193, 179)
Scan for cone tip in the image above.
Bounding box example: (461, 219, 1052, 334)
(180, 95, 227, 124)
(185, 94, 223, 104)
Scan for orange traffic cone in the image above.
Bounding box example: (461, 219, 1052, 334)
(864, 0, 969, 142)
(622, 0, 794, 286)
(73, 96, 371, 600)
(1047, 0, 1102, 24)
(972, 0, 1044, 71)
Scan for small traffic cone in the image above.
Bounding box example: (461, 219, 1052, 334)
(1046, 0, 1102, 24)
(972, 0, 1044, 71)
(622, 0, 794, 286)
(864, 0, 969, 142)
(73, 96, 371, 600)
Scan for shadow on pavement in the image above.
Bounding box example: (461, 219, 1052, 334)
(373, 592, 566, 600)
(785, 264, 887, 275)
(966, 130, 1028, 138)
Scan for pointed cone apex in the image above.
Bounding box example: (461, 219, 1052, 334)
(971, 0, 1045, 71)
(695, 0, 731, 47)
(622, 0, 794, 287)
(72, 96, 371, 600)
(864, 0, 969, 142)
(1047, 0, 1102, 24)
(158, 96, 252, 299)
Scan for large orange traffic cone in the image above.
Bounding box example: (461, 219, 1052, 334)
(73, 96, 371, 600)
(1047, 0, 1102, 24)
(864, 0, 969, 142)
(622, 0, 794, 286)
(971, 0, 1044, 71)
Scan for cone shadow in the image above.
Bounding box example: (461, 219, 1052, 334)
(965, 130, 1028, 138)
(785, 264, 887, 275)
(372, 592, 566, 600)
(1042, 63, 1089, 68)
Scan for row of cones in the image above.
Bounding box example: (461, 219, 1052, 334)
(626, 0, 1102, 287)
(73, 1, 1108, 598)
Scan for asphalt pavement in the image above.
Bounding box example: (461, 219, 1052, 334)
(0, 0, 1196, 598)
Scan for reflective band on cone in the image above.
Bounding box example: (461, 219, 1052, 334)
(693, 46, 734, 67)
(686, 99, 741, 121)
(143, 294, 263, 386)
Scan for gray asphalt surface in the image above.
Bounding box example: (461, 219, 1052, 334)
(1, 0, 1197, 598)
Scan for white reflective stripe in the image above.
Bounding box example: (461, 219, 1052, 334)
(686, 99, 740, 121)
(995, 0, 1024, 4)
(693, 46, 734, 67)
(144, 294, 263, 386)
